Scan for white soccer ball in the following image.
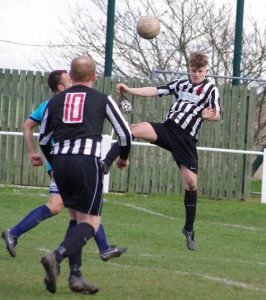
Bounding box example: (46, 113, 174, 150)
(120, 99, 132, 114)
(136, 16, 160, 40)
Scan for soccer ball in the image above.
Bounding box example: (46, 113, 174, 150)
(118, 94, 132, 114)
(136, 16, 160, 40)
(119, 99, 132, 114)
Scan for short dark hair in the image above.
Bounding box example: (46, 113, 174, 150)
(47, 70, 67, 93)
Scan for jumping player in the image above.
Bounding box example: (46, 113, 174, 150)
(102, 51, 221, 251)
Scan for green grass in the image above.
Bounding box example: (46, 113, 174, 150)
(250, 179, 262, 193)
(0, 187, 266, 300)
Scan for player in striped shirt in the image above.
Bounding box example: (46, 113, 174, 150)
(39, 56, 132, 294)
(2, 68, 128, 294)
(104, 51, 221, 251)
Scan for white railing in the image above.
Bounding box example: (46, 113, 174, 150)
(124, 140, 265, 203)
(0, 131, 265, 203)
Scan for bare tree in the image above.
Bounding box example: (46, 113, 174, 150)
(39, 0, 266, 152)
(55, 0, 232, 79)
(43, 0, 265, 82)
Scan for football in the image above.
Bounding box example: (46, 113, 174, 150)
(118, 94, 132, 114)
(136, 16, 160, 39)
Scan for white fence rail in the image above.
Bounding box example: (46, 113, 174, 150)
(0, 131, 265, 203)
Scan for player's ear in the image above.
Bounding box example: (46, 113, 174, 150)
(57, 84, 65, 92)
(69, 70, 74, 80)
(92, 73, 97, 82)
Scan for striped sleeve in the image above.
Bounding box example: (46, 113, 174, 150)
(106, 96, 132, 160)
(208, 86, 221, 111)
(156, 79, 182, 97)
(39, 106, 54, 164)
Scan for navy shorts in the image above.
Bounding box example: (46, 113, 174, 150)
(150, 120, 198, 174)
(51, 155, 103, 215)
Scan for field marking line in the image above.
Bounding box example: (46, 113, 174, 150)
(38, 248, 52, 253)
(109, 262, 266, 293)
(105, 199, 265, 232)
(104, 198, 176, 220)
(37, 247, 266, 267)
(0, 193, 263, 232)
(210, 222, 264, 231)
(35, 248, 266, 293)
(138, 253, 266, 266)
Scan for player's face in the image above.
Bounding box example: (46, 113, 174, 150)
(54, 73, 72, 94)
(60, 73, 72, 89)
(188, 66, 208, 85)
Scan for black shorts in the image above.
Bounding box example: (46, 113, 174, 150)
(150, 120, 198, 174)
(51, 155, 103, 215)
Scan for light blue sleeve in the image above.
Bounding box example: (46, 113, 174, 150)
(45, 161, 52, 173)
(29, 99, 52, 173)
(29, 100, 49, 123)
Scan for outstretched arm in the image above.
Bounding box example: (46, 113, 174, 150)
(117, 83, 159, 97)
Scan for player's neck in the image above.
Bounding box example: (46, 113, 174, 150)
(73, 81, 94, 88)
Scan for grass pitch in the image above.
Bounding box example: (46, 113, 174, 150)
(0, 187, 266, 300)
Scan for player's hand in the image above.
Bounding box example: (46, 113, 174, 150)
(29, 153, 43, 167)
(116, 158, 129, 169)
(202, 107, 216, 120)
(116, 83, 129, 94)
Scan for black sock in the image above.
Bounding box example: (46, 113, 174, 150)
(184, 190, 197, 232)
(54, 245, 67, 263)
(55, 218, 77, 263)
(70, 263, 82, 277)
(64, 220, 82, 273)
(66, 219, 77, 233)
(54, 223, 95, 264)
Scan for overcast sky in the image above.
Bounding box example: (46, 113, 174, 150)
(0, 0, 265, 71)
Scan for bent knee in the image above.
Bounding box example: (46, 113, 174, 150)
(48, 205, 63, 215)
(185, 179, 197, 191)
(47, 195, 64, 215)
(130, 122, 157, 142)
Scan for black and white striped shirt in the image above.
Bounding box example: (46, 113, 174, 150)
(157, 78, 221, 138)
(39, 85, 131, 163)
